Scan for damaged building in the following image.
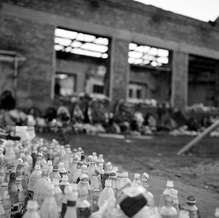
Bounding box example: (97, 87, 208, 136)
(0, 0, 219, 109)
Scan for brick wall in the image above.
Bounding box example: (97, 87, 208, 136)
(2, 0, 219, 51)
(0, 0, 219, 109)
(0, 14, 54, 109)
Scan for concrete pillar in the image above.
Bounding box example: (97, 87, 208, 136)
(110, 38, 129, 103)
(171, 51, 189, 109)
(214, 61, 219, 106)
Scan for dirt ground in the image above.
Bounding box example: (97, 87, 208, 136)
(42, 133, 219, 218)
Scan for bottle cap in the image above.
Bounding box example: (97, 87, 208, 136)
(186, 195, 196, 204)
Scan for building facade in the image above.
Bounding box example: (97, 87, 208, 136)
(0, 0, 219, 109)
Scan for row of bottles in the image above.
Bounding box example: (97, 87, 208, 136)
(0, 137, 213, 218)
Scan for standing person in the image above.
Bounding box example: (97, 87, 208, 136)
(0, 90, 16, 111)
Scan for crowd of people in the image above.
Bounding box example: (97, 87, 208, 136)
(0, 90, 218, 136)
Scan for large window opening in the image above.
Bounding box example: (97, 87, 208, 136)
(54, 27, 110, 99)
(188, 55, 219, 107)
(128, 42, 171, 104)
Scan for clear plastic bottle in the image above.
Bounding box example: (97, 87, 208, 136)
(98, 180, 115, 209)
(22, 200, 40, 218)
(50, 166, 61, 182)
(142, 172, 154, 207)
(160, 195, 178, 218)
(159, 181, 174, 208)
(0, 195, 5, 218)
(58, 162, 68, 179)
(53, 179, 63, 213)
(116, 172, 131, 193)
(40, 185, 59, 218)
(69, 156, 79, 182)
(184, 195, 200, 218)
(1, 182, 11, 218)
(64, 184, 78, 218)
(0, 169, 4, 187)
(60, 177, 70, 218)
(47, 160, 53, 176)
(16, 176, 26, 207)
(64, 148, 72, 172)
(102, 162, 113, 188)
(77, 200, 91, 218)
(132, 173, 142, 186)
(33, 168, 51, 208)
(8, 172, 18, 204)
(4, 141, 16, 167)
(78, 174, 90, 201)
(162, 181, 179, 211)
(28, 165, 42, 193)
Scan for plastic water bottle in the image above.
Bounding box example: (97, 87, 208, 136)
(1, 183, 11, 218)
(60, 179, 70, 218)
(40, 185, 59, 218)
(0, 168, 5, 186)
(53, 178, 63, 213)
(47, 160, 53, 176)
(77, 200, 91, 218)
(64, 184, 78, 218)
(160, 205, 178, 218)
(33, 168, 52, 208)
(98, 180, 115, 209)
(16, 176, 26, 207)
(64, 148, 72, 172)
(184, 195, 200, 218)
(102, 162, 113, 188)
(69, 157, 79, 183)
(22, 200, 40, 218)
(133, 173, 142, 186)
(142, 172, 154, 207)
(159, 180, 174, 208)
(178, 210, 190, 218)
(160, 195, 178, 218)
(78, 174, 90, 201)
(0, 195, 5, 218)
(108, 171, 117, 195)
(59, 162, 68, 178)
(8, 172, 18, 204)
(28, 165, 42, 193)
(4, 141, 16, 168)
(163, 181, 179, 211)
(116, 172, 131, 193)
(50, 166, 61, 182)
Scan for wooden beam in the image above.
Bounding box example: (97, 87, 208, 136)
(177, 119, 219, 155)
